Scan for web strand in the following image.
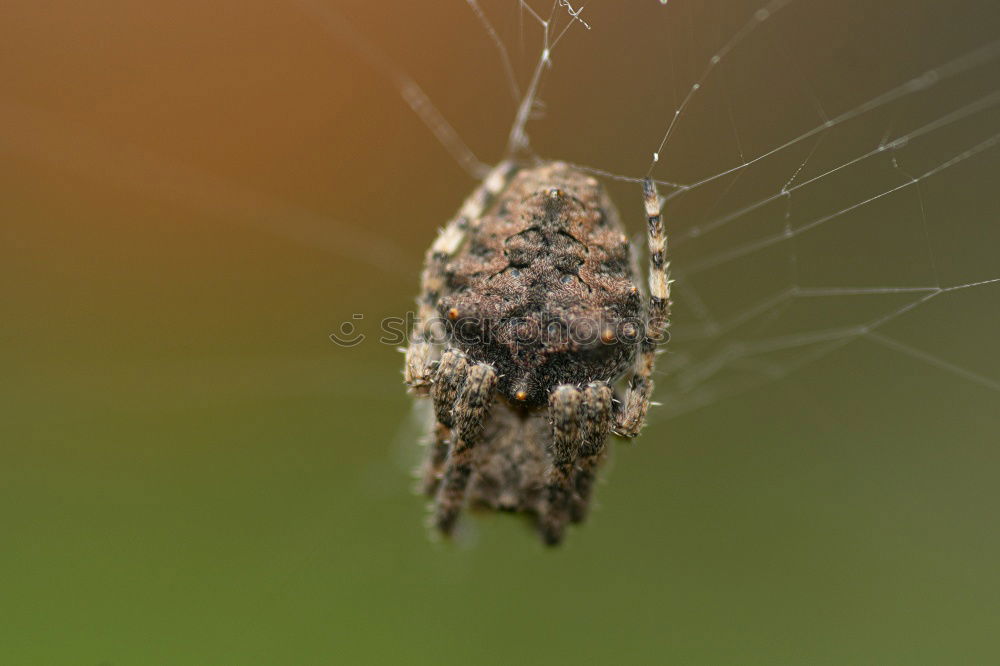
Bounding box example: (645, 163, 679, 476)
(646, 0, 795, 176)
(308, 2, 1000, 420)
(504, 1, 593, 156)
(462, 2, 1000, 419)
(294, 0, 490, 179)
(466, 0, 522, 104)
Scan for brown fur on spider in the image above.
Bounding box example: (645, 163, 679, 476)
(405, 161, 669, 546)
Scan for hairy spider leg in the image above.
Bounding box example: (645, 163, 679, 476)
(541, 384, 584, 544)
(615, 178, 670, 437)
(421, 422, 452, 496)
(570, 382, 614, 523)
(541, 381, 615, 542)
(422, 350, 469, 493)
(433, 358, 499, 534)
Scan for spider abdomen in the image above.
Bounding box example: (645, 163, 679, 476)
(437, 162, 643, 406)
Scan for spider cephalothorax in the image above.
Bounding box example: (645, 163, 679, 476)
(405, 161, 669, 545)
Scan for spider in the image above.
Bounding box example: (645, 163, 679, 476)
(404, 160, 669, 545)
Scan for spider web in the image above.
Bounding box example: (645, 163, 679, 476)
(397, 0, 1000, 422)
(5, 0, 995, 425)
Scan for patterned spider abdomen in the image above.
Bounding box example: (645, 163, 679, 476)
(437, 162, 643, 406)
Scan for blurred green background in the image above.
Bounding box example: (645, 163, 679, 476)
(2, 1, 999, 663)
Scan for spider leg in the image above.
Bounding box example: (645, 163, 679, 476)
(614, 178, 670, 438)
(433, 360, 498, 535)
(421, 349, 468, 494)
(420, 422, 452, 495)
(570, 382, 614, 523)
(539, 384, 586, 545)
(431, 349, 469, 428)
(404, 161, 518, 391)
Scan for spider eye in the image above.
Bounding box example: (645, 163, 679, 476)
(508, 267, 521, 277)
(560, 273, 574, 284)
